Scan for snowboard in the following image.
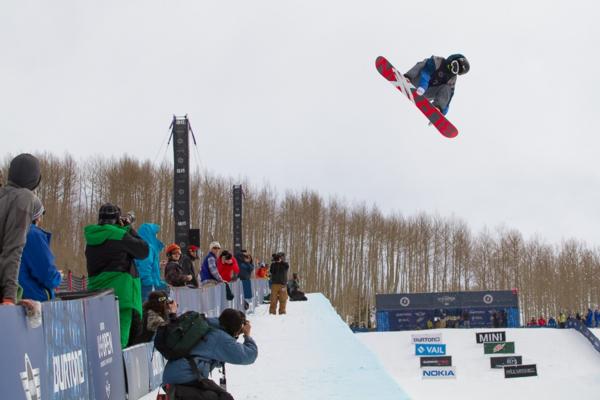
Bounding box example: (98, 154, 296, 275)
(375, 56, 459, 138)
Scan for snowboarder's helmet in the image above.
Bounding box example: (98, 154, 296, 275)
(447, 54, 470, 75)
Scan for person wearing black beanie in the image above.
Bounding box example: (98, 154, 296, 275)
(0, 153, 42, 305)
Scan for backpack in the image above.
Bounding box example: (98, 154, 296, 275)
(154, 311, 211, 360)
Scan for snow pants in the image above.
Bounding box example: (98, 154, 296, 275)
(269, 284, 288, 314)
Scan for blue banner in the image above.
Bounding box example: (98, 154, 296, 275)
(43, 299, 90, 400)
(568, 319, 600, 353)
(415, 344, 446, 356)
(83, 292, 126, 400)
(146, 343, 166, 392)
(123, 343, 150, 400)
(0, 306, 48, 400)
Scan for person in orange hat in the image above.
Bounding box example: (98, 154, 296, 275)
(164, 244, 193, 287)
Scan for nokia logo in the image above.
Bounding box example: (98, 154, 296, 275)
(422, 366, 457, 379)
(424, 370, 455, 377)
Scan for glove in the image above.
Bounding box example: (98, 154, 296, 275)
(416, 87, 426, 96)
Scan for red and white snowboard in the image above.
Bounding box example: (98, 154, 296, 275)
(375, 56, 458, 138)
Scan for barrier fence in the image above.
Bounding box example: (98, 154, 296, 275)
(2, 279, 270, 400)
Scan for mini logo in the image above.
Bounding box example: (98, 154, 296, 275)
(20, 354, 41, 400)
(483, 294, 494, 304)
(400, 297, 410, 307)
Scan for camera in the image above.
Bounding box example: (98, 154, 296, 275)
(120, 211, 136, 226)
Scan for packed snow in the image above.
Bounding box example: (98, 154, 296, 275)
(143, 294, 600, 400)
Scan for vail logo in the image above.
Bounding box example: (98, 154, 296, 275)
(415, 344, 446, 356)
(20, 353, 41, 400)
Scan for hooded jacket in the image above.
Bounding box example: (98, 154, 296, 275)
(133, 223, 165, 288)
(162, 317, 258, 385)
(0, 153, 42, 301)
(18, 224, 62, 301)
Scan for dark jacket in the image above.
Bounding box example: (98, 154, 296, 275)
(269, 261, 289, 285)
(18, 224, 62, 301)
(162, 317, 258, 385)
(84, 224, 149, 277)
(180, 254, 199, 287)
(238, 261, 254, 281)
(165, 261, 189, 287)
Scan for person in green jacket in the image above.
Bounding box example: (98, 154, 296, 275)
(84, 203, 149, 348)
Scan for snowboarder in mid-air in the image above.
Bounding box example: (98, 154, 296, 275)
(404, 54, 470, 116)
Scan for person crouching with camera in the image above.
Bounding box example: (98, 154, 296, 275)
(84, 203, 149, 348)
(133, 290, 178, 345)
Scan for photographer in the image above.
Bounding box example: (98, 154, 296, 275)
(133, 290, 178, 344)
(269, 252, 289, 315)
(84, 203, 149, 348)
(162, 309, 257, 400)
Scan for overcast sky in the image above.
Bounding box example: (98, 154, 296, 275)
(2, 0, 599, 245)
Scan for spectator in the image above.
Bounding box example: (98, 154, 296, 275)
(492, 312, 500, 328)
(200, 241, 224, 287)
(558, 312, 567, 328)
(499, 309, 507, 327)
(180, 245, 200, 288)
(0, 154, 42, 305)
(269, 252, 289, 315)
(217, 250, 240, 283)
(133, 290, 178, 344)
(595, 306, 600, 328)
(426, 319, 434, 329)
(238, 251, 255, 304)
(537, 315, 547, 327)
(162, 309, 257, 399)
(164, 244, 193, 287)
(85, 203, 149, 348)
(527, 317, 538, 327)
(18, 200, 62, 301)
(586, 308, 594, 328)
(287, 272, 308, 301)
(134, 223, 166, 301)
(576, 312, 582, 321)
(547, 316, 558, 328)
(461, 309, 471, 328)
(255, 261, 269, 279)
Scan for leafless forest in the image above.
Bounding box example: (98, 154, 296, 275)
(3, 153, 599, 326)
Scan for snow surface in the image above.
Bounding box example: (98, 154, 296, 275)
(142, 293, 409, 400)
(142, 295, 600, 400)
(358, 327, 600, 399)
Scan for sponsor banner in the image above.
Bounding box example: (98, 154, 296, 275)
(422, 366, 457, 379)
(415, 344, 446, 356)
(123, 343, 151, 400)
(146, 343, 166, 392)
(376, 290, 519, 310)
(420, 356, 452, 367)
(412, 333, 443, 344)
(0, 305, 48, 400)
(476, 331, 506, 344)
(484, 341, 515, 355)
(504, 364, 538, 378)
(490, 355, 522, 368)
(43, 299, 90, 400)
(83, 293, 126, 400)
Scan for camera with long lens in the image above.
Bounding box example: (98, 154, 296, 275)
(120, 211, 136, 226)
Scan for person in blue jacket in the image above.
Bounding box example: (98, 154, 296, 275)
(134, 223, 166, 301)
(18, 199, 62, 301)
(594, 307, 600, 328)
(585, 308, 594, 328)
(162, 309, 257, 393)
(404, 54, 470, 115)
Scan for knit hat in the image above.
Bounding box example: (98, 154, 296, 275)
(165, 243, 181, 256)
(8, 153, 41, 190)
(98, 203, 121, 225)
(219, 309, 246, 337)
(188, 245, 199, 252)
(209, 241, 221, 249)
(31, 197, 45, 222)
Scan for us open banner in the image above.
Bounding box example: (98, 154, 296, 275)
(43, 299, 90, 400)
(83, 293, 126, 400)
(0, 306, 48, 400)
